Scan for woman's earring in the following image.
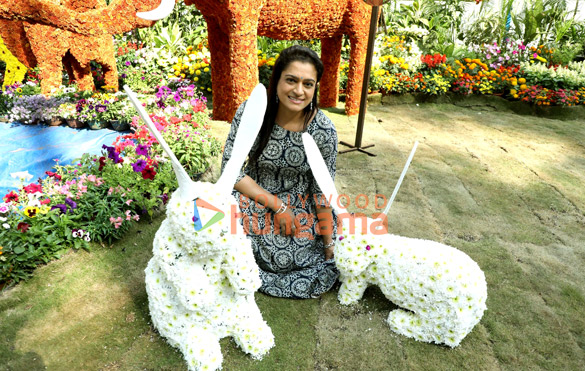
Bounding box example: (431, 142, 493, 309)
(310, 101, 313, 111)
(276, 95, 279, 104)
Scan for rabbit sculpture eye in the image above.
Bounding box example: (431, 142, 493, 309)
(125, 85, 274, 371)
(302, 133, 488, 347)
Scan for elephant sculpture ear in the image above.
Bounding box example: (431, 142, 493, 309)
(137, 0, 176, 21)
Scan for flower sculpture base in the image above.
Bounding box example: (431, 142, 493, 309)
(335, 224, 487, 347)
(145, 184, 274, 370)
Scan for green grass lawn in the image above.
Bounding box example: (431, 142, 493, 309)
(1, 101, 584, 370)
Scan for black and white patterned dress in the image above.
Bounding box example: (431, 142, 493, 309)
(221, 101, 339, 299)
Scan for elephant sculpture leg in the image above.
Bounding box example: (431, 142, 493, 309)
(24, 23, 68, 94)
(227, 15, 260, 121)
(70, 35, 119, 90)
(319, 35, 343, 108)
(205, 16, 235, 121)
(345, 33, 368, 116)
(98, 50, 119, 90)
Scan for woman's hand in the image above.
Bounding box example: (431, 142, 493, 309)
(324, 245, 334, 261)
(323, 235, 334, 261)
(274, 208, 299, 237)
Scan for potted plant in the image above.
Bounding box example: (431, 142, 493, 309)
(99, 97, 127, 131)
(59, 102, 85, 128)
(112, 96, 136, 131)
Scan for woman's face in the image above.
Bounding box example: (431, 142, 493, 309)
(276, 61, 318, 116)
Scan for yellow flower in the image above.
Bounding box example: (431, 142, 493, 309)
(196, 70, 202, 76)
(24, 206, 40, 218)
(194, 77, 199, 82)
(520, 84, 528, 90)
(204, 67, 209, 73)
(400, 63, 409, 70)
(510, 89, 517, 95)
(518, 78, 526, 84)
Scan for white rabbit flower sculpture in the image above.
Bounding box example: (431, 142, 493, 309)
(125, 85, 274, 371)
(302, 133, 488, 347)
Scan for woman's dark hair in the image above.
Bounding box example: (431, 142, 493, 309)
(249, 45, 324, 166)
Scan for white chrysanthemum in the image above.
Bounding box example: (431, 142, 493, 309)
(335, 218, 487, 347)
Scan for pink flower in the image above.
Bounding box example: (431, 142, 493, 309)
(125, 199, 133, 205)
(88, 175, 97, 182)
(125, 210, 132, 221)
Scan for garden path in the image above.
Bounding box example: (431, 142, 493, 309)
(1, 101, 584, 370)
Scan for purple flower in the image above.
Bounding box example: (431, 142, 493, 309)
(65, 197, 77, 210)
(135, 144, 150, 156)
(132, 159, 147, 172)
(96, 104, 107, 113)
(173, 92, 182, 102)
(141, 76, 146, 81)
(125, 61, 131, 66)
(51, 204, 67, 214)
(121, 73, 127, 79)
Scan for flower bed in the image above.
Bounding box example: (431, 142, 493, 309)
(0, 89, 221, 287)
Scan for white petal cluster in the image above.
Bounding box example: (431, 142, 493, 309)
(335, 219, 487, 347)
(145, 182, 274, 371)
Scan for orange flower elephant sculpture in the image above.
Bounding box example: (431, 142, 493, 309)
(179, 0, 372, 121)
(0, 0, 176, 94)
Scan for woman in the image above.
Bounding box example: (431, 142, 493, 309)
(221, 45, 339, 299)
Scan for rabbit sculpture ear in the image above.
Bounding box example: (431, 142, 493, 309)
(137, 0, 177, 21)
(123, 85, 197, 199)
(216, 84, 267, 195)
(303, 132, 419, 227)
(301, 133, 343, 214)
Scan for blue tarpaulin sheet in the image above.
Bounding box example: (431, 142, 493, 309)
(0, 122, 124, 196)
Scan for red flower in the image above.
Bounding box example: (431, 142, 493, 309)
(40, 198, 51, 205)
(182, 114, 192, 122)
(45, 171, 62, 181)
(23, 183, 42, 194)
(170, 116, 181, 125)
(17, 222, 30, 233)
(98, 156, 107, 171)
(3, 191, 19, 203)
(141, 166, 156, 180)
